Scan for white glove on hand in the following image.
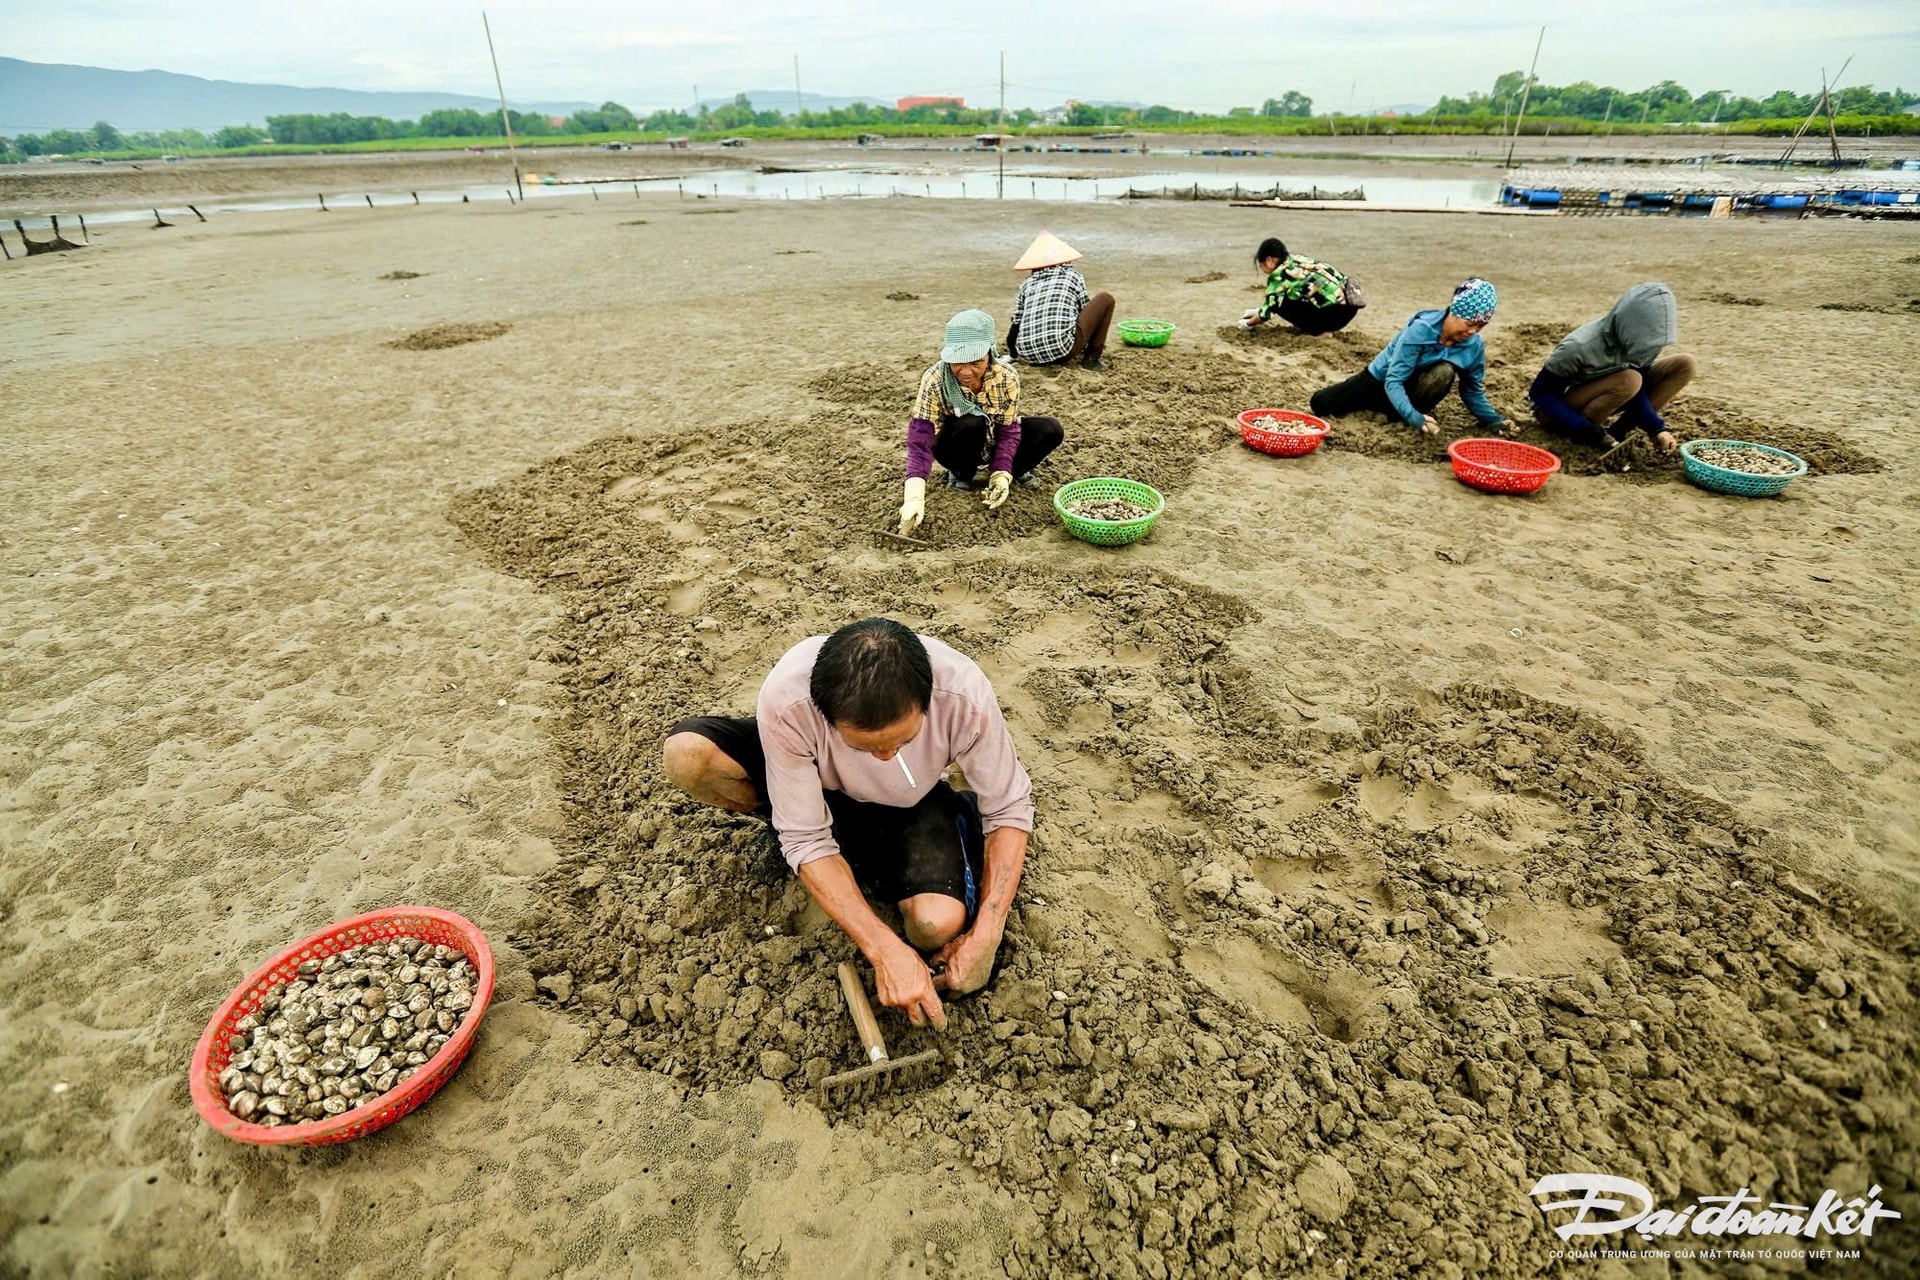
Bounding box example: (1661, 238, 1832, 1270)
(981, 471, 1012, 510)
(898, 477, 927, 536)
(1238, 308, 1262, 331)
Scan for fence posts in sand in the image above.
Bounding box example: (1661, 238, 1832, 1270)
(11, 218, 83, 255)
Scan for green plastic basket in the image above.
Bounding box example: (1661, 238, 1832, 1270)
(1116, 319, 1176, 348)
(1053, 477, 1166, 547)
(1680, 439, 1808, 498)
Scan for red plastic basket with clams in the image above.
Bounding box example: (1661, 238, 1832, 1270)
(1237, 408, 1329, 457)
(189, 906, 494, 1146)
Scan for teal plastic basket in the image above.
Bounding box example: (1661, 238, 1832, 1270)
(1116, 319, 1176, 348)
(1053, 477, 1165, 546)
(1680, 439, 1808, 497)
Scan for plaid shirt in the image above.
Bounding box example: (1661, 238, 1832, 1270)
(1259, 254, 1348, 318)
(912, 356, 1020, 427)
(1010, 264, 1090, 364)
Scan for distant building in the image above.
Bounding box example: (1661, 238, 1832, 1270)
(897, 95, 966, 112)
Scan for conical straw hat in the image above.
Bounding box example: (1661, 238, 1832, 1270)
(1013, 230, 1083, 270)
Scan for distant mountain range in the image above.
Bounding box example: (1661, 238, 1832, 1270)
(0, 57, 593, 135)
(0, 57, 1422, 137)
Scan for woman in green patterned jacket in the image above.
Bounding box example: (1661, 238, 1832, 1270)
(1239, 236, 1362, 337)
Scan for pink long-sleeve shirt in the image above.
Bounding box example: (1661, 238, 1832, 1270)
(755, 633, 1036, 871)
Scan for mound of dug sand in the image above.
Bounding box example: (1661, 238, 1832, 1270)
(389, 321, 510, 350)
(453, 406, 1920, 1278)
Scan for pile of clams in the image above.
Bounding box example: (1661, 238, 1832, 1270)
(218, 938, 475, 1126)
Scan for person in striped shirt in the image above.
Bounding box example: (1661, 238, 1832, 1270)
(1005, 230, 1116, 371)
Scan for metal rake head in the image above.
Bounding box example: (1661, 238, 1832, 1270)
(815, 1047, 945, 1111)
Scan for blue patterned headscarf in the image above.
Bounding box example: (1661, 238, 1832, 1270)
(1448, 278, 1498, 322)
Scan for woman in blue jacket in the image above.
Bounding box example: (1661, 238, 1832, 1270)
(1309, 278, 1512, 436)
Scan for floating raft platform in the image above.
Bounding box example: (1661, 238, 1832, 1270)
(1500, 165, 1920, 216)
(1128, 183, 1364, 202)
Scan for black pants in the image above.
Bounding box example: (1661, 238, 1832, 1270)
(1278, 298, 1359, 336)
(1310, 365, 1455, 422)
(933, 414, 1065, 484)
(666, 716, 985, 912)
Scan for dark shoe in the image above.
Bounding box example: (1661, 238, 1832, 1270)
(940, 471, 976, 491)
(1016, 471, 1042, 488)
(1080, 354, 1107, 371)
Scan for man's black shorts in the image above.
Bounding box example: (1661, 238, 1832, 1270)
(668, 715, 985, 914)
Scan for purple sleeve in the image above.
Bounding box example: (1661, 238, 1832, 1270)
(990, 418, 1023, 475)
(906, 417, 937, 480)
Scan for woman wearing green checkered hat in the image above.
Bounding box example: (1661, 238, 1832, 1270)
(898, 309, 1065, 538)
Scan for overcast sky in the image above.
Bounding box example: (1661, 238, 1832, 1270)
(11, 0, 1917, 112)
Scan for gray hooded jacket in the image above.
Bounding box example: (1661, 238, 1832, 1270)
(1542, 283, 1678, 383)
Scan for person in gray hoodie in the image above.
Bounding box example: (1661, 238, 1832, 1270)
(1528, 283, 1696, 453)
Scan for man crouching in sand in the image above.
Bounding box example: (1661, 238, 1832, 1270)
(663, 618, 1033, 1029)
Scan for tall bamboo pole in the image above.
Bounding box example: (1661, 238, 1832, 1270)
(1503, 27, 1545, 169)
(482, 11, 523, 201)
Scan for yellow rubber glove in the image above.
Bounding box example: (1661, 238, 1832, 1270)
(898, 477, 927, 536)
(981, 471, 1013, 510)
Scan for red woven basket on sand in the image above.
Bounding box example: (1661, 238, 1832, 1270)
(1447, 438, 1561, 495)
(190, 906, 494, 1146)
(1238, 408, 1329, 458)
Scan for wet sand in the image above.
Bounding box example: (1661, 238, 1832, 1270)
(2, 169, 1918, 1277)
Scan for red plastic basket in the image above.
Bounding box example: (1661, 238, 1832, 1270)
(1447, 438, 1562, 495)
(1238, 408, 1329, 458)
(190, 906, 494, 1146)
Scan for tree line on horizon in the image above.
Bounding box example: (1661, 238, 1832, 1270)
(1432, 72, 1916, 126)
(4, 74, 1915, 160)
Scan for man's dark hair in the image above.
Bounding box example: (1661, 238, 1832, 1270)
(1255, 236, 1288, 265)
(810, 618, 933, 731)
